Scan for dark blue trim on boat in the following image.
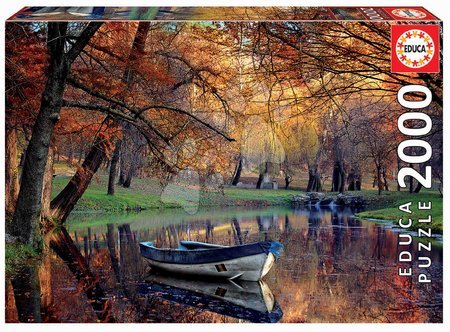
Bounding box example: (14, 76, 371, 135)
(139, 240, 283, 265)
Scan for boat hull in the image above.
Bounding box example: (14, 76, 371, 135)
(143, 252, 275, 281)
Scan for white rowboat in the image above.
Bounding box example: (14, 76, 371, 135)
(139, 240, 283, 281)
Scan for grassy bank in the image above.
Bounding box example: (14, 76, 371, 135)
(355, 190, 443, 234)
(52, 175, 402, 211)
(5, 243, 38, 276)
(51, 175, 298, 211)
(52, 175, 442, 233)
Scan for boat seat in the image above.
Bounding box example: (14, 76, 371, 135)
(179, 241, 228, 250)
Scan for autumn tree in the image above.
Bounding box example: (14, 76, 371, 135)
(10, 22, 102, 245)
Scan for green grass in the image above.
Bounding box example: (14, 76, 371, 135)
(52, 174, 442, 233)
(202, 186, 298, 206)
(356, 190, 443, 234)
(52, 175, 299, 212)
(5, 243, 38, 276)
(52, 175, 178, 211)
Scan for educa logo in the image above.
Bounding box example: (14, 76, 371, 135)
(391, 8, 427, 19)
(391, 25, 440, 73)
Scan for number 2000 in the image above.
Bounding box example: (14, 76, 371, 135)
(397, 85, 433, 189)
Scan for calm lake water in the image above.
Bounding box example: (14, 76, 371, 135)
(6, 206, 443, 323)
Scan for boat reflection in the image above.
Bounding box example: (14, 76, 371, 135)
(139, 274, 283, 323)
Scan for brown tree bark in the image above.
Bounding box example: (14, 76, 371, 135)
(118, 22, 151, 188)
(347, 167, 361, 191)
(306, 164, 322, 192)
(382, 165, 389, 191)
(5, 127, 20, 215)
(284, 174, 292, 189)
(331, 160, 346, 193)
(11, 22, 102, 245)
(281, 159, 293, 189)
(107, 140, 121, 195)
(256, 162, 269, 189)
(331, 137, 346, 193)
(122, 147, 141, 188)
(50, 134, 111, 224)
(41, 146, 55, 220)
(118, 154, 126, 186)
(256, 173, 264, 189)
(230, 155, 243, 186)
(376, 164, 383, 195)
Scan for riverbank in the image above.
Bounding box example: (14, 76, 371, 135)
(52, 175, 392, 211)
(355, 191, 443, 234)
(52, 176, 442, 233)
(51, 176, 299, 211)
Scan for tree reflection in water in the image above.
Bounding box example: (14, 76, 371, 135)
(5, 206, 443, 323)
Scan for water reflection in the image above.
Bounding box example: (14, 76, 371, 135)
(5, 206, 443, 323)
(140, 274, 283, 323)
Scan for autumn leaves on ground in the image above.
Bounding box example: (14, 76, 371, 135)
(5, 15, 442, 282)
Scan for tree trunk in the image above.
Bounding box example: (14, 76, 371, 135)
(123, 171, 133, 188)
(19, 152, 26, 168)
(11, 23, 70, 245)
(68, 133, 74, 164)
(50, 135, 111, 224)
(285, 175, 292, 189)
(41, 146, 55, 228)
(122, 152, 140, 188)
(306, 164, 322, 192)
(230, 155, 243, 186)
(118, 155, 126, 185)
(11, 22, 102, 246)
(118, 123, 132, 187)
(256, 173, 264, 189)
(256, 162, 269, 189)
(414, 182, 423, 193)
(355, 173, 362, 191)
(377, 165, 383, 195)
(347, 168, 355, 191)
(107, 140, 122, 195)
(5, 127, 20, 215)
(347, 167, 361, 191)
(382, 165, 389, 191)
(331, 160, 345, 193)
(331, 138, 345, 193)
(117, 23, 151, 188)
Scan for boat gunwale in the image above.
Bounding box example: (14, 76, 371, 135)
(139, 240, 282, 265)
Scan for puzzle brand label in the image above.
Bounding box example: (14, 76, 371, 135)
(391, 24, 440, 73)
